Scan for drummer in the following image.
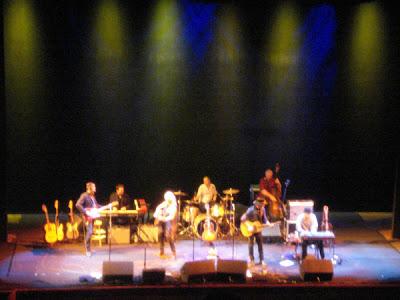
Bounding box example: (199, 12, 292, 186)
(196, 176, 218, 213)
(196, 176, 218, 257)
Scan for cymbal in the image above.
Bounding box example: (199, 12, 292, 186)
(174, 190, 188, 196)
(223, 188, 240, 195)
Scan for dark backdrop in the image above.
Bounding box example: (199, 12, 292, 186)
(4, 0, 400, 213)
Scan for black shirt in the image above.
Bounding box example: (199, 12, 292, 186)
(244, 206, 268, 223)
(109, 192, 131, 210)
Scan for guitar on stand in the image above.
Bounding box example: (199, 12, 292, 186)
(41, 204, 57, 245)
(66, 200, 79, 240)
(54, 200, 64, 242)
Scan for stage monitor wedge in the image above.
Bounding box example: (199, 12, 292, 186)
(181, 259, 247, 283)
(181, 260, 215, 283)
(102, 261, 133, 284)
(300, 257, 333, 281)
(142, 268, 166, 284)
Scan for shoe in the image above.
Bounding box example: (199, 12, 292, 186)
(158, 253, 167, 259)
(172, 252, 177, 260)
(86, 251, 92, 257)
(261, 261, 267, 268)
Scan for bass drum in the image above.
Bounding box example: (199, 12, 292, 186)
(217, 218, 231, 237)
(194, 214, 218, 239)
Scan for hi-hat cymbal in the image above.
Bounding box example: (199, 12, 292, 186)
(223, 188, 240, 195)
(174, 190, 188, 196)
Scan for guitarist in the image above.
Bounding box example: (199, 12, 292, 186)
(153, 191, 177, 259)
(241, 198, 269, 267)
(76, 182, 100, 257)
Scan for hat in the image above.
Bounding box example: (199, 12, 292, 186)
(304, 207, 312, 213)
(253, 197, 264, 206)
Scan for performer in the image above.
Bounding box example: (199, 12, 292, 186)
(154, 191, 177, 259)
(76, 182, 100, 257)
(196, 176, 218, 257)
(296, 207, 325, 260)
(108, 183, 131, 225)
(241, 198, 269, 266)
(259, 169, 282, 203)
(196, 176, 218, 212)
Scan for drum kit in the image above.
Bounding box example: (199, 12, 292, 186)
(175, 188, 240, 239)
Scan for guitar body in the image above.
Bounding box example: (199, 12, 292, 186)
(66, 222, 79, 240)
(240, 220, 264, 237)
(44, 223, 58, 244)
(202, 218, 217, 242)
(56, 223, 64, 241)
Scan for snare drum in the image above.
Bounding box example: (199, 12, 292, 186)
(211, 203, 224, 218)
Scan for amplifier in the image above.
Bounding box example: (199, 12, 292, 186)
(108, 226, 131, 244)
(287, 200, 314, 221)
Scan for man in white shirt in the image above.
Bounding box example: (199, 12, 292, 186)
(154, 191, 177, 259)
(296, 207, 325, 259)
(196, 176, 218, 257)
(196, 176, 217, 212)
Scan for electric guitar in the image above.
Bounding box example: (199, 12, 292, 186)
(54, 200, 64, 241)
(66, 200, 79, 240)
(84, 201, 118, 222)
(240, 220, 276, 238)
(41, 204, 57, 244)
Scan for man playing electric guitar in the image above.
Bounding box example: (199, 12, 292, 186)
(241, 198, 270, 267)
(76, 182, 100, 257)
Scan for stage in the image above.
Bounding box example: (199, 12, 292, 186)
(1, 212, 400, 299)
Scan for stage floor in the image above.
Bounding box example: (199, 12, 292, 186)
(1, 212, 400, 289)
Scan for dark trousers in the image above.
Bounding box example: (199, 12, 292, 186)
(249, 232, 264, 262)
(158, 221, 176, 255)
(84, 221, 93, 252)
(301, 240, 325, 259)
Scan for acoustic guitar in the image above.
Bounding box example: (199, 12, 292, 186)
(54, 200, 64, 241)
(41, 204, 57, 244)
(240, 220, 276, 238)
(202, 205, 217, 242)
(320, 205, 333, 231)
(66, 200, 79, 240)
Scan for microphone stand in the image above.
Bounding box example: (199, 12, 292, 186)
(108, 203, 112, 261)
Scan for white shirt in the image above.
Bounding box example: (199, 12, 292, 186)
(154, 201, 177, 222)
(296, 212, 318, 235)
(197, 183, 217, 204)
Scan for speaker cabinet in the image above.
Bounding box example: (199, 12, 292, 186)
(142, 268, 166, 284)
(216, 260, 247, 283)
(181, 259, 247, 283)
(102, 261, 133, 284)
(181, 260, 216, 283)
(108, 226, 131, 244)
(300, 258, 333, 281)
